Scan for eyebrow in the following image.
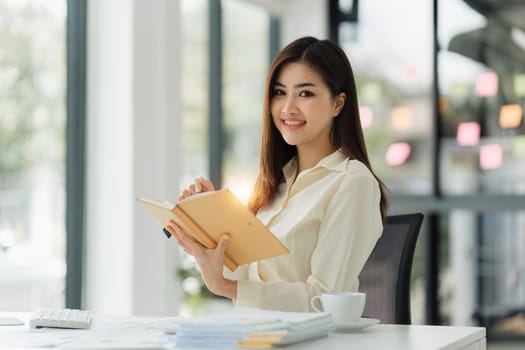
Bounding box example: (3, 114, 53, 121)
(274, 81, 317, 88)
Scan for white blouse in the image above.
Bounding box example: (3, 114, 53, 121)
(226, 149, 383, 312)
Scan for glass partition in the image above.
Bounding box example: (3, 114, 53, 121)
(338, 0, 434, 195)
(437, 1, 525, 336)
(439, 0, 525, 195)
(477, 210, 525, 339)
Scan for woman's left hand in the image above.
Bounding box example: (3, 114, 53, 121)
(166, 220, 237, 299)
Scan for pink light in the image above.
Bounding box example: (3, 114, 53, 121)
(457, 122, 481, 146)
(385, 142, 411, 166)
(359, 105, 374, 129)
(480, 144, 503, 170)
(475, 72, 498, 97)
(405, 64, 418, 80)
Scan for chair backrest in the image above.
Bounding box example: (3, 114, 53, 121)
(359, 213, 424, 324)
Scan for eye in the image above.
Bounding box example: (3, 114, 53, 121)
(299, 90, 314, 97)
(272, 88, 285, 96)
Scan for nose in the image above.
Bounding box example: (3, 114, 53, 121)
(281, 96, 298, 116)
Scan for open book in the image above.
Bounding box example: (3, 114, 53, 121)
(137, 188, 289, 271)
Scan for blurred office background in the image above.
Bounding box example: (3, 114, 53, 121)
(1, 0, 525, 347)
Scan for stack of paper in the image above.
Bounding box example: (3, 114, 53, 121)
(174, 307, 335, 349)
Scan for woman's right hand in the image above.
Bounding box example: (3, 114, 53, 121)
(165, 219, 236, 299)
(178, 176, 215, 202)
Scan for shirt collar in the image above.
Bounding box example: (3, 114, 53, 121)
(282, 149, 348, 183)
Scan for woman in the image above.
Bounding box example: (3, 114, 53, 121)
(166, 36, 388, 312)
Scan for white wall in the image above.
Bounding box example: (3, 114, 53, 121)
(131, 0, 182, 316)
(247, 0, 328, 44)
(85, 0, 181, 316)
(281, 0, 328, 44)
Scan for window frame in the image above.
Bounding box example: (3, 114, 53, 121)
(65, 0, 87, 309)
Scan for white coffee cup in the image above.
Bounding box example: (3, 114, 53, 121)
(310, 292, 366, 324)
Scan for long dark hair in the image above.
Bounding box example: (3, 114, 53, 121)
(248, 36, 388, 223)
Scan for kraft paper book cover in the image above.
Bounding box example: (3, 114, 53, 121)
(137, 188, 289, 271)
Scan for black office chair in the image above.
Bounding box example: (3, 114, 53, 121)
(359, 213, 424, 324)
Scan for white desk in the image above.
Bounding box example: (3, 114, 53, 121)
(290, 324, 486, 350)
(0, 311, 486, 350)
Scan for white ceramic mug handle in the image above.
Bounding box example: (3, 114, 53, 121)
(310, 295, 323, 312)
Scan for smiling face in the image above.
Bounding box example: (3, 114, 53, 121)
(271, 62, 345, 157)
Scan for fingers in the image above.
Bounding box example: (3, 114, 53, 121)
(178, 188, 192, 202)
(192, 177, 214, 193)
(167, 220, 205, 256)
(217, 235, 230, 254)
(197, 177, 215, 192)
(177, 177, 215, 202)
(193, 180, 202, 194)
(166, 221, 192, 252)
(166, 222, 230, 269)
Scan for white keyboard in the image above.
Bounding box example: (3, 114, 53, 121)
(30, 308, 92, 329)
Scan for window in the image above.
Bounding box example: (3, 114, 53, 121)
(222, 0, 270, 203)
(180, 0, 209, 188)
(177, 0, 275, 316)
(0, 0, 67, 310)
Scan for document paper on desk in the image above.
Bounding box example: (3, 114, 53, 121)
(174, 307, 335, 349)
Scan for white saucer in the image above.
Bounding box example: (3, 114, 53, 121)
(334, 317, 380, 331)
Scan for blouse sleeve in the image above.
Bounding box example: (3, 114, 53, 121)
(224, 264, 249, 280)
(233, 173, 383, 311)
